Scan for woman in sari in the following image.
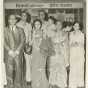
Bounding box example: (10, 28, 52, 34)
(48, 20, 68, 88)
(31, 19, 54, 88)
(69, 22, 85, 88)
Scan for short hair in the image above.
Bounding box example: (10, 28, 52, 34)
(8, 14, 17, 20)
(6, 14, 17, 27)
(32, 19, 42, 29)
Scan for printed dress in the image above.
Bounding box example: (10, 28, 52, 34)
(49, 32, 67, 88)
(69, 30, 85, 88)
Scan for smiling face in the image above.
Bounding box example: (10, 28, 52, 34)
(8, 15, 17, 26)
(34, 21, 41, 30)
(73, 22, 80, 31)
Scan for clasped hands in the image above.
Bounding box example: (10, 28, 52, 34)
(8, 50, 19, 58)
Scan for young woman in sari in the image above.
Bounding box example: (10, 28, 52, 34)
(69, 22, 85, 88)
(31, 19, 54, 88)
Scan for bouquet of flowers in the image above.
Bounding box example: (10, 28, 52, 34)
(24, 43, 32, 55)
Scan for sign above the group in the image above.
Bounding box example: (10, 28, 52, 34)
(5, 2, 83, 9)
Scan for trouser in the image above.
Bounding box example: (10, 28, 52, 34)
(46, 57, 50, 80)
(24, 53, 31, 82)
(5, 56, 23, 88)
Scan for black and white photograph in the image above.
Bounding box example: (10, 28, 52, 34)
(0, 0, 87, 88)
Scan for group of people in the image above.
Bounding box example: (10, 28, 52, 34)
(4, 10, 85, 88)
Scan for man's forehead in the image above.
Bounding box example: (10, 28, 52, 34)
(9, 15, 16, 19)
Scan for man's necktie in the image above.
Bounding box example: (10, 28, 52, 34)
(11, 26, 16, 49)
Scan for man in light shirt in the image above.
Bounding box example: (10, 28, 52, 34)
(17, 11, 32, 87)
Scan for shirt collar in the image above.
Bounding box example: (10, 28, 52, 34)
(9, 25, 16, 31)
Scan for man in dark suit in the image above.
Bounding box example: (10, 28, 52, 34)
(4, 14, 26, 88)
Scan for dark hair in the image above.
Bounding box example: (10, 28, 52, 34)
(21, 10, 31, 23)
(73, 21, 83, 31)
(66, 22, 73, 27)
(62, 21, 67, 28)
(32, 19, 42, 29)
(39, 10, 48, 21)
(48, 16, 56, 24)
(62, 21, 73, 28)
